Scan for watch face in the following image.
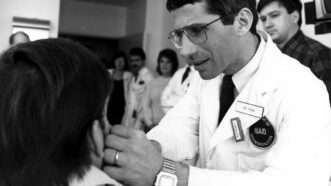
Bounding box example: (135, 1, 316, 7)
(156, 172, 178, 186)
(160, 174, 176, 186)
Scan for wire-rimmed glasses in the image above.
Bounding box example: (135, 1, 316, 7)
(168, 17, 221, 49)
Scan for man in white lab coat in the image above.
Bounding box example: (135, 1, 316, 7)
(103, 0, 331, 186)
(121, 47, 153, 130)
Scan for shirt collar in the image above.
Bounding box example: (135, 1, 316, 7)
(232, 34, 266, 94)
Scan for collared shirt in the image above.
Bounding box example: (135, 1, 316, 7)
(232, 35, 266, 95)
(281, 30, 331, 104)
(70, 166, 122, 186)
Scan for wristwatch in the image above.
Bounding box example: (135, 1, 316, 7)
(154, 158, 178, 186)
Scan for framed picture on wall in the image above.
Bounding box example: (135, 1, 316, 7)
(315, 0, 331, 20)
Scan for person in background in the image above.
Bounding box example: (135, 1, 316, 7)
(122, 47, 153, 130)
(9, 31, 30, 46)
(257, 0, 331, 104)
(141, 48, 179, 132)
(103, 0, 331, 186)
(0, 39, 121, 186)
(161, 64, 195, 113)
(107, 51, 132, 125)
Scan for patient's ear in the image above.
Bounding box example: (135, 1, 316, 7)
(89, 120, 104, 168)
(89, 96, 111, 167)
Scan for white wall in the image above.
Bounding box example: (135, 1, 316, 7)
(126, 0, 146, 36)
(0, 0, 60, 52)
(144, 0, 180, 71)
(59, 0, 126, 38)
(117, 0, 146, 55)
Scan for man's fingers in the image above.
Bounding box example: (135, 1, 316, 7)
(111, 125, 147, 143)
(104, 148, 118, 165)
(111, 125, 132, 138)
(111, 124, 144, 139)
(105, 134, 129, 151)
(104, 148, 128, 167)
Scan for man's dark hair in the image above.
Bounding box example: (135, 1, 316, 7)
(0, 39, 111, 186)
(9, 31, 30, 45)
(129, 47, 146, 60)
(156, 48, 179, 76)
(257, 0, 302, 26)
(166, 0, 258, 34)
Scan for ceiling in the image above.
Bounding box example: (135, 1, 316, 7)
(77, 0, 134, 7)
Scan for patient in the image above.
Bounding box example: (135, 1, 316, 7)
(0, 39, 121, 186)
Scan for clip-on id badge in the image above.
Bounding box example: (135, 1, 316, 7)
(231, 117, 245, 142)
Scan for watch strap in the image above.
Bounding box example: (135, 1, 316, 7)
(162, 158, 176, 174)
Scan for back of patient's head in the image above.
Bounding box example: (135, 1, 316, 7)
(0, 39, 111, 185)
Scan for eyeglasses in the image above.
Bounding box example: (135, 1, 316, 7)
(168, 17, 221, 49)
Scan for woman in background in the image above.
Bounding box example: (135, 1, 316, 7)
(141, 48, 178, 132)
(107, 52, 132, 125)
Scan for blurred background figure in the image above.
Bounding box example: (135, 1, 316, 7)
(0, 39, 121, 186)
(141, 48, 179, 132)
(9, 31, 30, 46)
(107, 51, 132, 125)
(122, 47, 153, 130)
(161, 64, 195, 113)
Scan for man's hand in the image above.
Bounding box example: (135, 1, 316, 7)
(103, 125, 163, 186)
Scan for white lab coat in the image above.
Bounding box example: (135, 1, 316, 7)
(147, 35, 331, 186)
(161, 65, 195, 113)
(122, 67, 153, 129)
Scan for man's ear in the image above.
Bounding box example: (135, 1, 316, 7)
(290, 10, 300, 24)
(233, 8, 254, 36)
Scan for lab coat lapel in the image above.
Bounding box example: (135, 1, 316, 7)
(208, 87, 253, 151)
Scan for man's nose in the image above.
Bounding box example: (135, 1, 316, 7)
(179, 35, 198, 63)
(264, 18, 273, 29)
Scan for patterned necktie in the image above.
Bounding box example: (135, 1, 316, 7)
(181, 66, 191, 84)
(218, 75, 235, 125)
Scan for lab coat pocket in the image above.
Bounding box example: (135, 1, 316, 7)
(238, 152, 267, 172)
(236, 128, 270, 172)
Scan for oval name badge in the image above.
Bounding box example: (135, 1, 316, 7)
(249, 116, 275, 148)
